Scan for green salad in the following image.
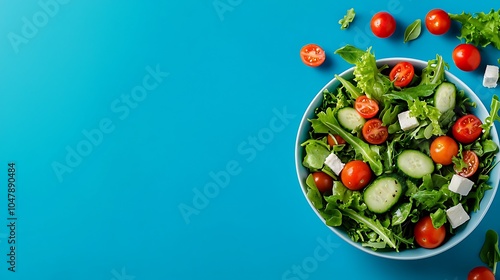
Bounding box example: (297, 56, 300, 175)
(301, 45, 500, 251)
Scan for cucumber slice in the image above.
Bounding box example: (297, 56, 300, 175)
(397, 150, 435, 179)
(364, 176, 403, 214)
(337, 107, 366, 131)
(434, 82, 456, 113)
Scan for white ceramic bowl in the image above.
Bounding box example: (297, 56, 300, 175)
(295, 58, 500, 260)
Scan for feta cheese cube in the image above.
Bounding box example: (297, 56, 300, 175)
(448, 174, 474, 196)
(483, 65, 499, 88)
(324, 153, 345, 176)
(397, 111, 419, 131)
(446, 203, 470, 229)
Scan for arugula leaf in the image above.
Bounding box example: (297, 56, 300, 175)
(479, 229, 500, 274)
(385, 84, 438, 102)
(419, 54, 448, 85)
(482, 95, 500, 140)
(412, 190, 442, 210)
(305, 174, 324, 209)
(317, 108, 383, 175)
(449, 9, 500, 50)
(392, 202, 412, 226)
(430, 208, 447, 228)
(341, 208, 397, 249)
(404, 19, 422, 43)
(335, 74, 363, 99)
(339, 8, 356, 30)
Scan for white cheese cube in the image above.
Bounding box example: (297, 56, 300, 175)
(483, 65, 499, 88)
(397, 111, 419, 131)
(448, 174, 474, 196)
(324, 153, 345, 176)
(446, 203, 470, 229)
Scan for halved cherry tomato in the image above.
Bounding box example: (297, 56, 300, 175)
(414, 215, 446, 249)
(389, 62, 415, 87)
(312, 172, 333, 193)
(452, 44, 481, 71)
(370, 12, 396, 38)
(362, 119, 388, 145)
(355, 96, 379, 119)
(327, 134, 346, 146)
(452, 114, 483, 144)
(300, 44, 326, 67)
(468, 266, 495, 280)
(430, 136, 459, 165)
(454, 150, 479, 178)
(340, 160, 372, 190)
(425, 9, 451, 35)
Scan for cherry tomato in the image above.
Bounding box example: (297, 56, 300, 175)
(452, 44, 481, 71)
(452, 114, 483, 144)
(414, 215, 446, 249)
(425, 9, 451, 35)
(454, 150, 479, 178)
(370, 12, 396, 38)
(300, 44, 326, 67)
(340, 160, 372, 190)
(355, 96, 379, 119)
(362, 119, 388, 145)
(327, 134, 346, 146)
(389, 62, 415, 87)
(312, 172, 333, 193)
(468, 266, 495, 280)
(430, 136, 459, 165)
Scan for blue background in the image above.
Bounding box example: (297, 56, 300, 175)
(1, 0, 499, 279)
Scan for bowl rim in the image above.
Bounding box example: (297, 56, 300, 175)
(295, 57, 499, 260)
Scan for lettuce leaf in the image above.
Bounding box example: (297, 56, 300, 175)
(449, 9, 500, 50)
(352, 48, 391, 103)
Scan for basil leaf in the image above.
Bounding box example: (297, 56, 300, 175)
(334, 45, 365, 64)
(479, 229, 500, 274)
(404, 19, 422, 43)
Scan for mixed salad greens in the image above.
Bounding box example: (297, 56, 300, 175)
(301, 45, 500, 251)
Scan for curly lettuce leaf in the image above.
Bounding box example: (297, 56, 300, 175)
(449, 9, 500, 49)
(339, 8, 356, 30)
(408, 99, 443, 136)
(352, 48, 391, 103)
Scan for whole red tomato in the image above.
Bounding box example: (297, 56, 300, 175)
(414, 216, 446, 248)
(370, 12, 396, 38)
(452, 44, 481, 71)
